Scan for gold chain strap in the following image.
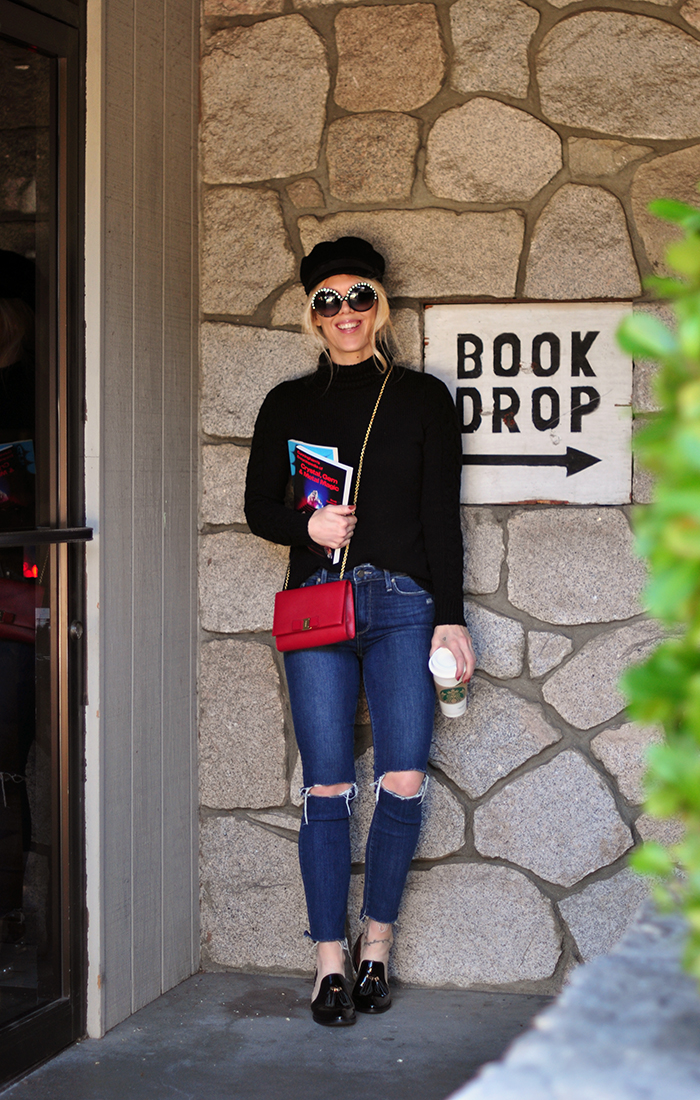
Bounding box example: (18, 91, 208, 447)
(339, 367, 392, 580)
(283, 366, 393, 589)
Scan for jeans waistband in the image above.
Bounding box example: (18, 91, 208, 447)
(313, 563, 398, 588)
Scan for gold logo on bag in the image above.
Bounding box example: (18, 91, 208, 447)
(303, 618, 311, 630)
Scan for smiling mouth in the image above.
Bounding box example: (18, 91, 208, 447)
(336, 319, 362, 332)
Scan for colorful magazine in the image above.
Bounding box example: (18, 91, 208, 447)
(292, 444, 353, 565)
(287, 439, 338, 477)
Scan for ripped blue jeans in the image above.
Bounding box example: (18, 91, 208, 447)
(284, 564, 435, 942)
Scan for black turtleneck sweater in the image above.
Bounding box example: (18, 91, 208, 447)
(244, 356, 465, 626)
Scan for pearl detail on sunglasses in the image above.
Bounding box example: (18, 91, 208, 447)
(311, 282, 377, 316)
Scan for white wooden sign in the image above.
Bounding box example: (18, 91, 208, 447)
(424, 302, 633, 505)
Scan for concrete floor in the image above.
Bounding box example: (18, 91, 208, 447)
(2, 972, 551, 1100)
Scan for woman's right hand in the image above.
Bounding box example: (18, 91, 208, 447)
(307, 504, 356, 550)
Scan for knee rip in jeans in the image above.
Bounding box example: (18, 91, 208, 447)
(374, 772, 428, 803)
(299, 782, 358, 825)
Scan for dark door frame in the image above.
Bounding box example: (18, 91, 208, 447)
(0, 0, 87, 1086)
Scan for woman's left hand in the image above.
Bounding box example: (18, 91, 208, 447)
(430, 625, 475, 683)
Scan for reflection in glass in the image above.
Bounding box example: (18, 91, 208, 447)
(0, 39, 57, 1026)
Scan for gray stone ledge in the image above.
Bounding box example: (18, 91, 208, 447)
(453, 908, 700, 1099)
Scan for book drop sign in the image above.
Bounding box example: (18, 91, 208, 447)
(424, 302, 633, 505)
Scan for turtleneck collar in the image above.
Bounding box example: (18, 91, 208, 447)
(310, 355, 390, 391)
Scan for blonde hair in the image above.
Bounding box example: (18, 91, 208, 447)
(301, 277, 397, 372)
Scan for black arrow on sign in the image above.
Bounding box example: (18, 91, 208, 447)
(462, 447, 601, 478)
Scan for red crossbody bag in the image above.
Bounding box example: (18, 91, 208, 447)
(272, 368, 392, 653)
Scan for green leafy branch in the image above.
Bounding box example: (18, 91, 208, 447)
(617, 190, 700, 981)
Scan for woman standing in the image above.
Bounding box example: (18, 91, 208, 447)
(245, 237, 475, 1026)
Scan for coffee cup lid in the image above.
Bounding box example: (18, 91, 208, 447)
(428, 647, 457, 678)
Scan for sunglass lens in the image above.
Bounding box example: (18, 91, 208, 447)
(312, 290, 342, 317)
(347, 286, 377, 312)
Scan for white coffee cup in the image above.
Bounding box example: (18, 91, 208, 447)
(428, 647, 468, 718)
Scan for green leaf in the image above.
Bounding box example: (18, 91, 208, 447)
(649, 197, 700, 232)
(617, 314, 678, 359)
(667, 238, 700, 280)
(680, 317, 700, 362)
(630, 841, 674, 877)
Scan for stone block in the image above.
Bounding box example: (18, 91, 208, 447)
(542, 620, 662, 730)
(200, 817, 310, 971)
(507, 509, 646, 625)
(591, 723, 663, 804)
(298, 210, 524, 300)
(632, 302, 674, 413)
(631, 147, 700, 276)
(426, 100, 561, 203)
(327, 113, 419, 203)
(431, 679, 561, 799)
(335, 5, 445, 113)
(200, 444, 248, 527)
(537, 13, 700, 140)
(271, 285, 307, 329)
(461, 509, 504, 595)
(568, 138, 651, 180)
(474, 751, 632, 886)
(199, 640, 287, 809)
(682, 0, 700, 31)
(201, 188, 296, 316)
(528, 631, 573, 678)
(391, 309, 422, 368)
(450, 0, 538, 98)
(636, 814, 684, 846)
(201, 323, 317, 439)
(634, 364, 661, 416)
(559, 869, 650, 962)
(202, 19, 329, 184)
(348, 748, 466, 863)
(524, 185, 640, 300)
(464, 601, 524, 679)
(286, 178, 324, 208)
(204, 0, 283, 13)
(199, 531, 288, 633)
(392, 864, 561, 985)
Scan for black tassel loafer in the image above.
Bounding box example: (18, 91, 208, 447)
(311, 973, 357, 1027)
(352, 959, 392, 1014)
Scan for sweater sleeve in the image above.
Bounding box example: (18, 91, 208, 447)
(419, 377, 466, 626)
(244, 386, 312, 547)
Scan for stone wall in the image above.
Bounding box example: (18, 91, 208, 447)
(198, 0, 698, 990)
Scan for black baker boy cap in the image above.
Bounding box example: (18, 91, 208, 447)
(300, 236, 385, 296)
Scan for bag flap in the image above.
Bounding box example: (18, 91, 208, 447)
(273, 582, 349, 637)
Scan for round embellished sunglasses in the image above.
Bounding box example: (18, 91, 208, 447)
(311, 282, 378, 318)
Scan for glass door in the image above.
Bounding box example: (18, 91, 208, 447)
(0, 0, 87, 1083)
